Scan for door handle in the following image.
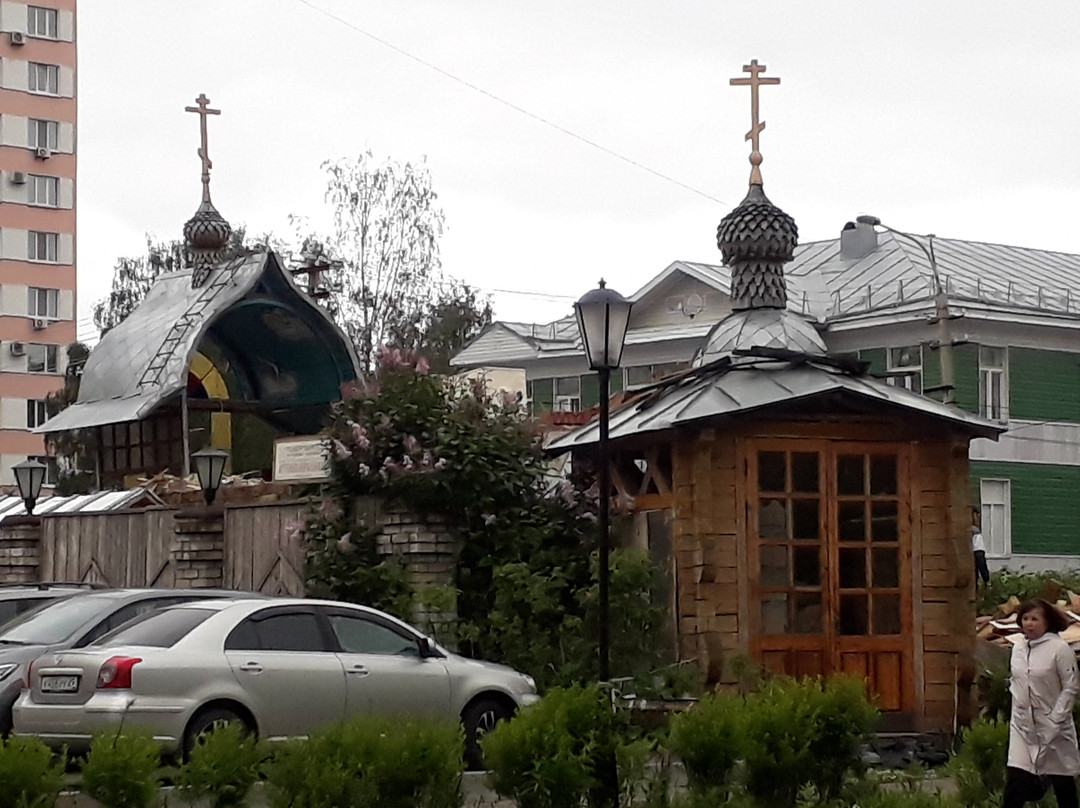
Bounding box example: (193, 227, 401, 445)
(346, 665, 369, 676)
(238, 662, 263, 673)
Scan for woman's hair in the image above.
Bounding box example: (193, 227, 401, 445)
(1017, 598, 1069, 634)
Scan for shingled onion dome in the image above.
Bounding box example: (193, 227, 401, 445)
(716, 183, 798, 310)
(184, 199, 232, 288)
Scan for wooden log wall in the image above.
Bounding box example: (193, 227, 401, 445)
(672, 429, 742, 683)
(912, 439, 976, 731)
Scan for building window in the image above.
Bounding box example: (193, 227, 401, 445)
(28, 286, 58, 318)
(28, 119, 59, 151)
(28, 455, 58, 486)
(27, 6, 58, 39)
(625, 362, 684, 387)
(28, 231, 59, 262)
(979, 479, 1011, 558)
(26, 343, 58, 374)
(979, 346, 1008, 421)
(28, 62, 59, 95)
(28, 175, 59, 207)
(885, 346, 922, 394)
(26, 399, 48, 428)
(554, 376, 581, 412)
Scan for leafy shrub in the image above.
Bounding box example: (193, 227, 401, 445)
(265, 715, 462, 808)
(667, 690, 744, 793)
(947, 717, 1010, 805)
(177, 722, 265, 808)
(483, 685, 634, 808)
(81, 733, 162, 808)
(740, 676, 878, 808)
(0, 736, 65, 808)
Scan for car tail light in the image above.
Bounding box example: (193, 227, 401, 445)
(96, 657, 141, 689)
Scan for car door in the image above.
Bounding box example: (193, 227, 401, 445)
(224, 606, 347, 738)
(322, 607, 451, 719)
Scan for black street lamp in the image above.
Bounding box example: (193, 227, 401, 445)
(12, 459, 48, 516)
(574, 279, 632, 682)
(191, 447, 229, 506)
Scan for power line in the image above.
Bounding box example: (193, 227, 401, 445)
(294, 0, 728, 207)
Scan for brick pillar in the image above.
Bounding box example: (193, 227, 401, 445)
(377, 509, 461, 644)
(0, 516, 42, 585)
(172, 508, 225, 589)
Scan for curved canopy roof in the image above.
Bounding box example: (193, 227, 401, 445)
(40, 251, 359, 435)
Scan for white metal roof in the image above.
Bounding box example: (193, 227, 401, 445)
(0, 489, 147, 518)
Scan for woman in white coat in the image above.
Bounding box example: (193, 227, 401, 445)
(1005, 599, 1080, 808)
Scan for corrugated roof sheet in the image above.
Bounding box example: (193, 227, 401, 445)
(0, 489, 146, 518)
(546, 354, 1004, 452)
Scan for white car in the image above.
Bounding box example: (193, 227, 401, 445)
(14, 598, 537, 765)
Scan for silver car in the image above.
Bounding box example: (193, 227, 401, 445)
(14, 598, 538, 765)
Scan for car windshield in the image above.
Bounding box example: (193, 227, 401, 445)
(92, 607, 216, 648)
(0, 594, 124, 645)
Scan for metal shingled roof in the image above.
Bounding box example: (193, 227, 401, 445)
(546, 356, 1004, 452)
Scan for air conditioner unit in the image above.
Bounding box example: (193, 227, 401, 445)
(34, 146, 50, 160)
(9, 31, 26, 46)
(10, 171, 26, 184)
(9, 341, 25, 357)
(32, 317, 47, 330)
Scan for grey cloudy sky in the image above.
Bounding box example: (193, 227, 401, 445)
(77, 1, 1080, 340)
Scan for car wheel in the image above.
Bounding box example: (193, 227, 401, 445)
(462, 697, 513, 771)
(0, 697, 13, 738)
(183, 706, 249, 760)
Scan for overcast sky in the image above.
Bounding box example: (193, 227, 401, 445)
(77, 1, 1080, 341)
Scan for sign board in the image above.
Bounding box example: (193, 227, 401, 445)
(273, 436, 330, 482)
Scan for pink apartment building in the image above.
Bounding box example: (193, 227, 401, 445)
(0, 0, 76, 487)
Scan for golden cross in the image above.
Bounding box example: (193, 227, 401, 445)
(185, 93, 221, 203)
(730, 60, 779, 184)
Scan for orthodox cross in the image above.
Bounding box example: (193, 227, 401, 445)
(730, 59, 779, 184)
(185, 93, 221, 203)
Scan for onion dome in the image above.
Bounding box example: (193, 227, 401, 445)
(716, 183, 798, 310)
(184, 200, 232, 288)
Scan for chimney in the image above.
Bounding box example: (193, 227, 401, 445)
(840, 220, 879, 260)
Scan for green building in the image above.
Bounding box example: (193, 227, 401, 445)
(453, 219, 1080, 570)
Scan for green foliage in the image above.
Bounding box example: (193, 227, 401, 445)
(667, 690, 744, 792)
(0, 737, 64, 808)
(177, 722, 266, 808)
(81, 734, 162, 808)
(304, 354, 673, 689)
(740, 676, 878, 808)
(264, 715, 462, 808)
(946, 717, 1010, 805)
(976, 567, 1080, 615)
(482, 685, 632, 808)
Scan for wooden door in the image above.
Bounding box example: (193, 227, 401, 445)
(748, 440, 913, 713)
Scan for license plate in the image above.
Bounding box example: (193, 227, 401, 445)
(40, 675, 79, 693)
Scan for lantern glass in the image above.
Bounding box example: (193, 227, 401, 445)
(191, 447, 229, 505)
(574, 282, 633, 370)
(12, 459, 47, 514)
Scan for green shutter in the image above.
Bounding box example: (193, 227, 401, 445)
(858, 348, 887, 375)
(1009, 348, 1080, 423)
(951, 344, 980, 414)
(580, 374, 600, 409)
(532, 378, 554, 413)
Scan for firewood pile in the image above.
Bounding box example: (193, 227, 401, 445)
(976, 587, 1080, 649)
(130, 471, 297, 506)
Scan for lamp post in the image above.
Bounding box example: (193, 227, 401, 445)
(574, 279, 632, 683)
(12, 459, 48, 516)
(856, 215, 954, 404)
(191, 447, 229, 506)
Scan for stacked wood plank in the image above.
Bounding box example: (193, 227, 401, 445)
(977, 592, 1080, 649)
